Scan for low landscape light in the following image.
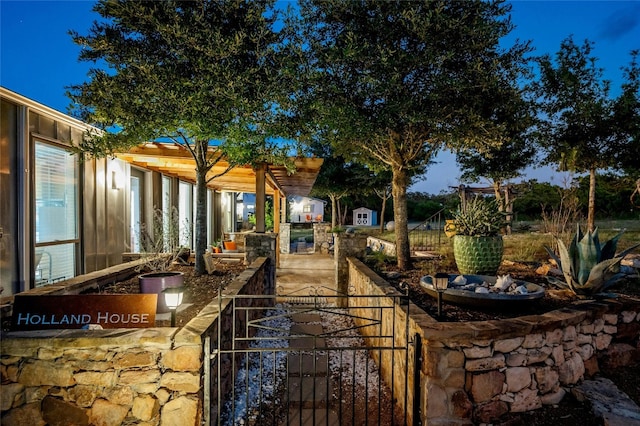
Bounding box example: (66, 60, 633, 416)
(162, 287, 185, 327)
(433, 273, 449, 319)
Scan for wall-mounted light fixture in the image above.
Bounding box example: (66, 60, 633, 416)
(111, 170, 120, 190)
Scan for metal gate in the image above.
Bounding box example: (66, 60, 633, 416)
(206, 286, 420, 426)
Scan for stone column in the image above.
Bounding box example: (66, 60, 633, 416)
(279, 223, 291, 254)
(245, 232, 277, 293)
(334, 233, 368, 305)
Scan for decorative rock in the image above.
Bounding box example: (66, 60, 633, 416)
(160, 372, 200, 392)
(522, 333, 545, 349)
(2, 401, 46, 426)
(1, 383, 24, 411)
(466, 354, 505, 371)
(595, 333, 613, 350)
(74, 371, 117, 387)
(67, 385, 97, 408)
(573, 377, 640, 425)
(510, 388, 542, 413)
(535, 366, 559, 394)
(541, 387, 566, 405)
(162, 346, 201, 371)
(42, 396, 88, 426)
(545, 329, 563, 346)
(526, 346, 552, 364)
(161, 396, 198, 426)
(621, 311, 637, 323)
(425, 381, 448, 418)
(19, 361, 75, 387)
(505, 367, 531, 393)
(471, 370, 505, 403)
(603, 314, 618, 325)
(89, 399, 128, 426)
(599, 343, 636, 369)
(578, 344, 594, 361)
(563, 325, 577, 342)
(473, 400, 509, 423)
(113, 351, 157, 369)
(505, 353, 527, 367)
(103, 386, 134, 406)
(463, 345, 493, 359)
(558, 353, 585, 385)
(132, 395, 160, 422)
(551, 345, 564, 365)
(494, 337, 524, 354)
(451, 390, 473, 418)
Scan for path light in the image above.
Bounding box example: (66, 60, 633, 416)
(433, 273, 449, 319)
(162, 287, 185, 327)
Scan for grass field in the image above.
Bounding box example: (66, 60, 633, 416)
(377, 219, 640, 264)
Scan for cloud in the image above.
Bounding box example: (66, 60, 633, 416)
(599, 4, 640, 41)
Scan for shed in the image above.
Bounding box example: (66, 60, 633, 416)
(353, 207, 377, 226)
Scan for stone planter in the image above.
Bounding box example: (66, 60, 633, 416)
(139, 271, 184, 313)
(453, 235, 503, 275)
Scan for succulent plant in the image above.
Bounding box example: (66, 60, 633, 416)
(544, 225, 640, 297)
(453, 196, 507, 237)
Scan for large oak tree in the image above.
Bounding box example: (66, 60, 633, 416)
(68, 0, 289, 274)
(291, 0, 531, 269)
(535, 37, 639, 231)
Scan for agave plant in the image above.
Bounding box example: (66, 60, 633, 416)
(545, 225, 640, 297)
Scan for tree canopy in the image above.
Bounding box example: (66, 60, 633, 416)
(291, 0, 531, 269)
(535, 37, 640, 231)
(68, 0, 289, 274)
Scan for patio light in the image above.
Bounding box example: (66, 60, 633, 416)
(162, 286, 185, 327)
(433, 273, 449, 319)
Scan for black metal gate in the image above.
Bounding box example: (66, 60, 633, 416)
(207, 286, 419, 426)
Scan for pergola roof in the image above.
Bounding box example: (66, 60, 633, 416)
(115, 143, 323, 197)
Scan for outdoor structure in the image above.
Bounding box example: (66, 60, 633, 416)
(288, 195, 326, 223)
(353, 206, 377, 226)
(0, 87, 323, 299)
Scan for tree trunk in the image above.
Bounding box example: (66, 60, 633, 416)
(379, 192, 387, 233)
(392, 166, 411, 270)
(587, 168, 596, 232)
(330, 194, 337, 229)
(194, 165, 208, 275)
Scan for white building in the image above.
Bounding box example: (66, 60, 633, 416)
(289, 196, 326, 223)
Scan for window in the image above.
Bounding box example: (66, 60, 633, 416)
(303, 204, 314, 213)
(178, 181, 193, 248)
(34, 141, 78, 285)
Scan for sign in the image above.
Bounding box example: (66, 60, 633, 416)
(11, 294, 157, 331)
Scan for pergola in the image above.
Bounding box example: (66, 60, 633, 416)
(115, 142, 324, 236)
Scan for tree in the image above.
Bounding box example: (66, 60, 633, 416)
(67, 0, 288, 274)
(292, 0, 531, 269)
(455, 86, 537, 211)
(535, 37, 638, 231)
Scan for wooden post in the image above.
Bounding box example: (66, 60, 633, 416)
(274, 189, 281, 266)
(255, 163, 266, 233)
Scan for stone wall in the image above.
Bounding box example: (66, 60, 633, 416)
(346, 257, 640, 425)
(0, 258, 271, 426)
(313, 222, 333, 253)
(366, 236, 397, 257)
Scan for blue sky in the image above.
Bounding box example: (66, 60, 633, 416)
(2, 0, 639, 194)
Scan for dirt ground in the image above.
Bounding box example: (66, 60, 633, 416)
(94, 256, 640, 425)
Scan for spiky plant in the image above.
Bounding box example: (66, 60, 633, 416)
(544, 225, 640, 297)
(453, 196, 507, 237)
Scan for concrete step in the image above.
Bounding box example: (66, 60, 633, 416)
(287, 376, 331, 409)
(280, 408, 340, 426)
(288, 352, 329, 377)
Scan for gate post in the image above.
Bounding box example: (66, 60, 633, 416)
(245, 233, 277, 293)
(334, 232, 368, 305)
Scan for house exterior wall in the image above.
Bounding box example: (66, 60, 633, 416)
(0, 88, 229, 299)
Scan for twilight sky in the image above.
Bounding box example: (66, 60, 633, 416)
(1, 0, 639, 194)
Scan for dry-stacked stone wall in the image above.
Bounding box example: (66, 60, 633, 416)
(1, 257, 270, 426)
(346, 257, 640, 425)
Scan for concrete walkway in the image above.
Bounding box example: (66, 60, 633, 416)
(275, 251, 340, 425)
